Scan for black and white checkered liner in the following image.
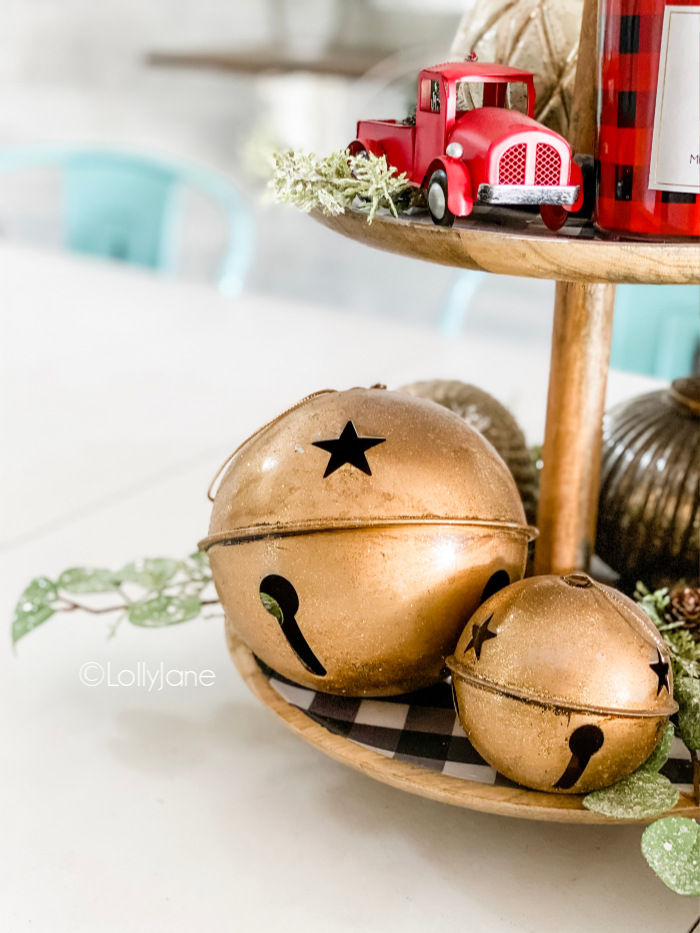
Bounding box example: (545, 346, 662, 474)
(386, 203, 598, 240)
(258, 660, 694, 794)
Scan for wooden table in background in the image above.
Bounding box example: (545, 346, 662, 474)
(148, 44, 395, 79)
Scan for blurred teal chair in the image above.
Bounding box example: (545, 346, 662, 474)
(441, 271, 698, 381)
(610, 285, 699, 380)
(439, 270, 487, 335)
(0, 147, 254, 297)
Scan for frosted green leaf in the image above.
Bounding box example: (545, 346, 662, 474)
(641, 817, 700, 897)
(260, 592, 283, 625)
(128, 594, 201, 627)
(583, 724, 678, 818)
(12, 577, 59, 643)
(12, 603, 55, 643)
(640, 723, 676, 773)
(118, 558, 179, 589)
(21, 577, 58, 602)
(58, 567, 119, 593)
(583, 770, 679, 819)
(675, 677, 700, 751)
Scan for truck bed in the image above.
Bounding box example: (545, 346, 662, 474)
(356, 119, 415, 176)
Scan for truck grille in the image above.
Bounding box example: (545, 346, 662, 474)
(535, 143, 561, 185)
(498, 144, 527, 185)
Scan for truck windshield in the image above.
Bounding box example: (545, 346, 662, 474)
(456, 81, 529, 115)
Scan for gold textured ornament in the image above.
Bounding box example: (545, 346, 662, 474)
(451, 0, 584, 138)
(447, 573, 677, 793)
(200, 386, 535, 696)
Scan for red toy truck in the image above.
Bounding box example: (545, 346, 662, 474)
(349, 62, 584, 231)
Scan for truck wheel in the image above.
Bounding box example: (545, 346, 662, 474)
(348, 142, 371, 195)
(348, 141, 369, 159)
(428, 171, 455, 227)
(572, 154, 595, 219)
(540, 204, 568, 232)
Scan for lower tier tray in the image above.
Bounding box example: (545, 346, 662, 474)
(229, 633, 699, 825)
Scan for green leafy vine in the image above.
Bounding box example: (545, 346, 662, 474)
(12, 553, 218, 644)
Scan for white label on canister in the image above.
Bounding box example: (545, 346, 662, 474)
(648, 6, 700, 193)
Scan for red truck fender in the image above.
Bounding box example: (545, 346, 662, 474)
(348, 138, 384, 159)
(424, 157, 473, 217)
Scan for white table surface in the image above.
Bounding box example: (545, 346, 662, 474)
(2, 242, 694, 933)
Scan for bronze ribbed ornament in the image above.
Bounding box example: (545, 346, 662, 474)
(200, 386, 535, 696)
(447, 573, 677, 793)
(596, 377, 700, 583)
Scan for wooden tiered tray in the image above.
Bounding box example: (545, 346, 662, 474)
(220, 0, 700, 827)
(311, 207, 700, 286)
(230, 634, 700, 825)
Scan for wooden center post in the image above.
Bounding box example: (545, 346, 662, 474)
(534, 0, 617, 575)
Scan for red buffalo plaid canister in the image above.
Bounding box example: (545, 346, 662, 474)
(596, 0, 700, 238)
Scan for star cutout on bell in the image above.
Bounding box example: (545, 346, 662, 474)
(649, 648, 670, 696)
(313, 420, 386, 478)
(463, 613, 497, 660)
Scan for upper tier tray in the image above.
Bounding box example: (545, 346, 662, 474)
(311, 206, 700, 285)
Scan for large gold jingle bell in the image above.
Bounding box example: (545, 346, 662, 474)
(447, 573, 678, 793)
(200, 386, 536, 696)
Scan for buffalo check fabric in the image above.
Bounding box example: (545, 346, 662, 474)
(257, 659, 695, 794)
(402, 204, 598, 238)
(597, 0, 699, 237)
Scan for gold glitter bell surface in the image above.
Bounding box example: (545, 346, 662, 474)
(200, 386, 535, 696)
(447, 573, 678, 793)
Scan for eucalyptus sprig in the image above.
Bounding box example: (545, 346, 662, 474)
(12, 553, 219, 644)
(583, 724, 679, 820)
(584, 725, 699, 897)
(582, 580, 700, 899)
(641, 818, 700, 898)
(270, 148, 414, 223)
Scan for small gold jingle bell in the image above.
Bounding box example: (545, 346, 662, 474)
(447, 573, 678, 793)
(200, 386, 535, 696)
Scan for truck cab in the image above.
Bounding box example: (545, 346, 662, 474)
(350, 62, 582, 230)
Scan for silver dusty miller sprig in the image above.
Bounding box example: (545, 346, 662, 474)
(270, 148, 413, 223)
